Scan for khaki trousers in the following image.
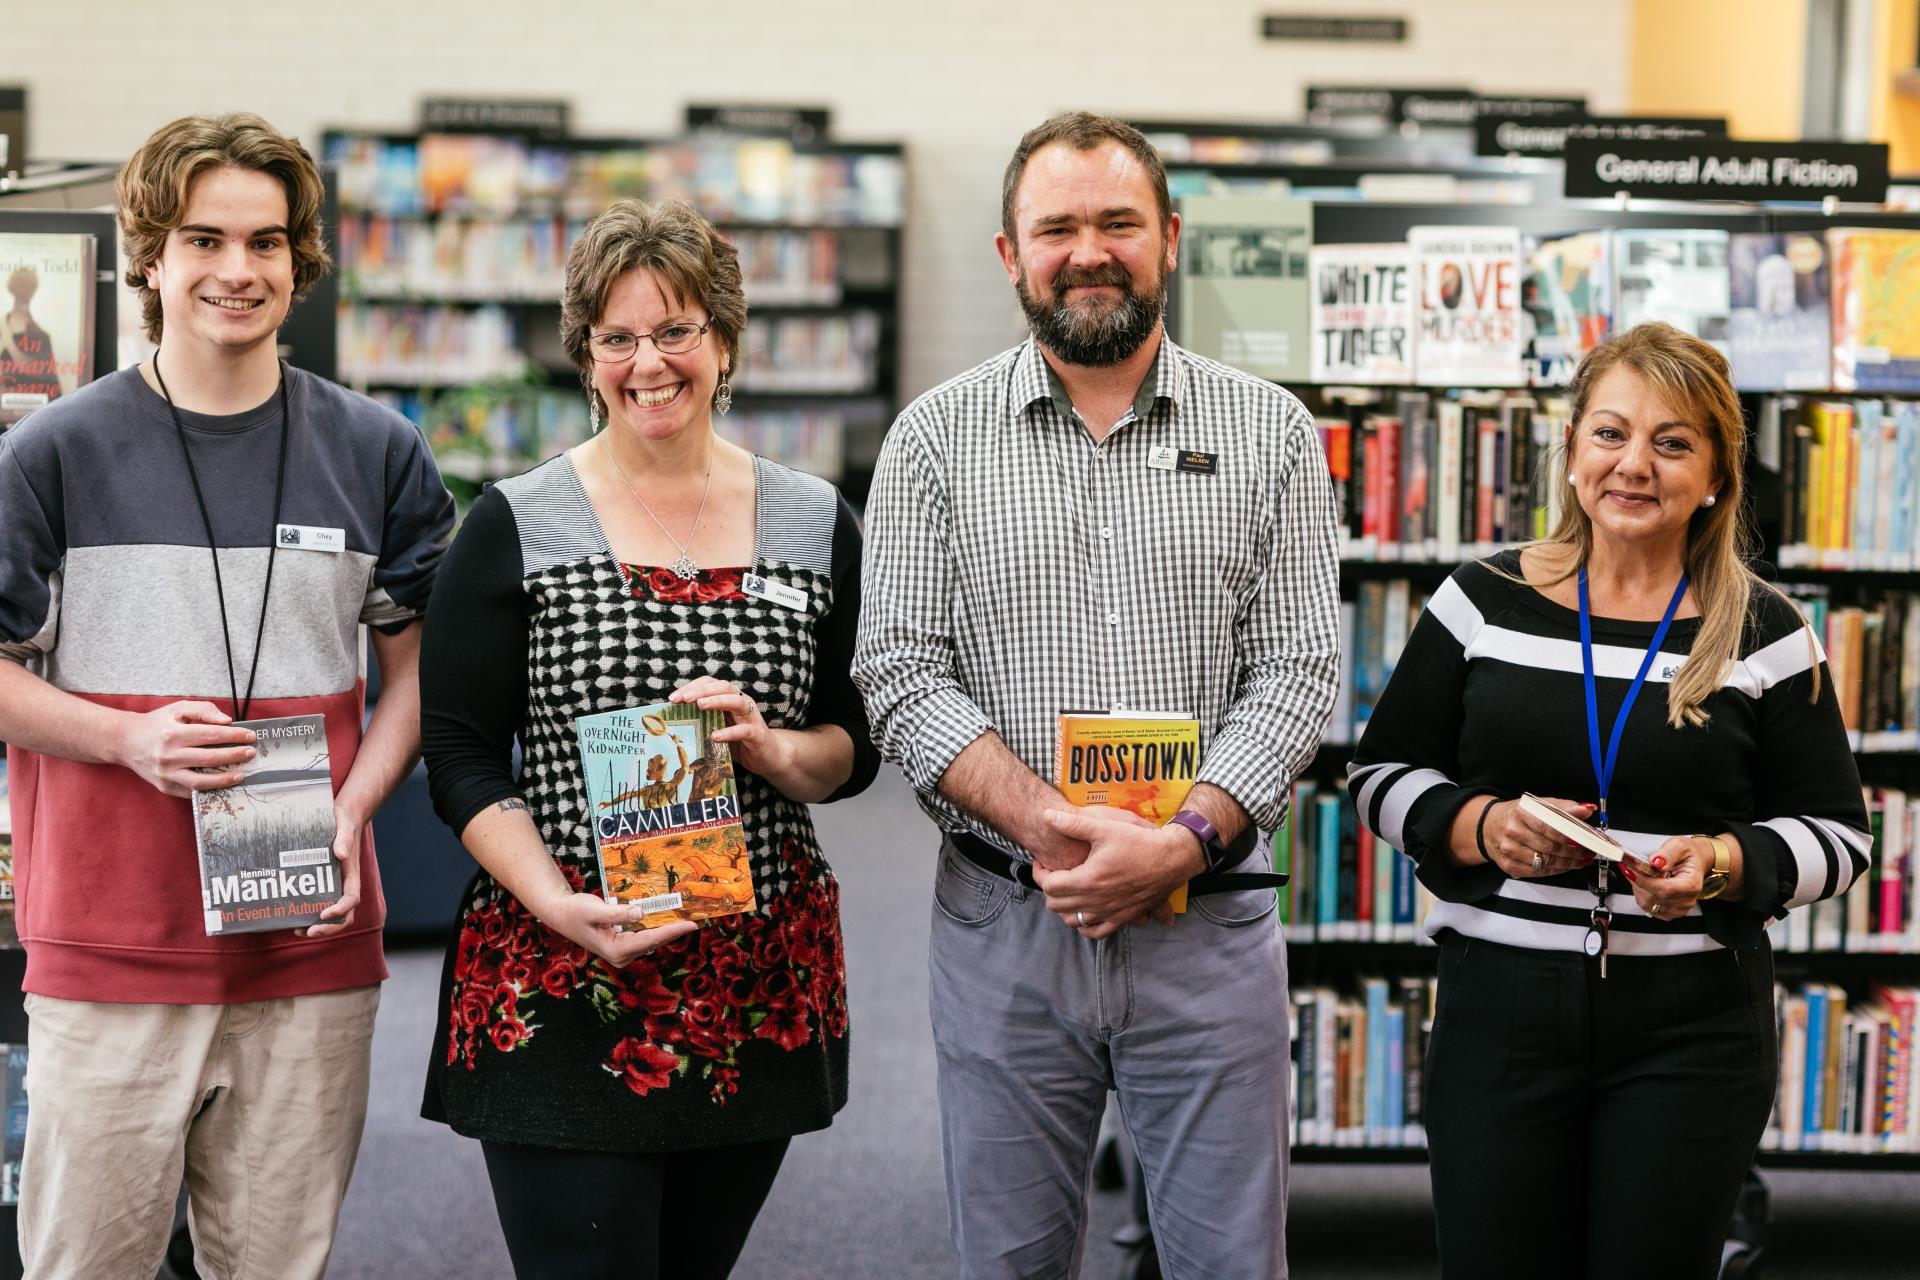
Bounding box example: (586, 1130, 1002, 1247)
(18, 985, 380, 1280)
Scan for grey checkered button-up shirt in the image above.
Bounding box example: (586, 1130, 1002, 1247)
(852, 334, 1341, 858)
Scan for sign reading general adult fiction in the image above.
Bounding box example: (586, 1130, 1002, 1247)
(1476, 114, 1728, 160)
(1563, 139, 1890, 204)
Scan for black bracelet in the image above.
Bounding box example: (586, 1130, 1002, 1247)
(1474, 797, 1500, 867)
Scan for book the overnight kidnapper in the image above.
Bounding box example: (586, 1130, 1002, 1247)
(575, 702, 756, 928)
(191, 714, 340, 935)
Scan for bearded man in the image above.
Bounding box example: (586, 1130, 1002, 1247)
(852, 111, 1339, 1279)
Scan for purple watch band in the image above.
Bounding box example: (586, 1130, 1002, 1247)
(1168, 810, 1227, 869)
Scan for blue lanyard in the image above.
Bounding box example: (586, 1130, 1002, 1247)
(1577, 567, 1689, 829)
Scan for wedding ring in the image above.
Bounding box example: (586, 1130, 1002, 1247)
(1648, 902, 1661, 916)
(1531, 852, 1544, 870)
(1076, 911, 1087, 928)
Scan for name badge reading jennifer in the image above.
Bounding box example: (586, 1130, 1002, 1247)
(743, 573, 809, 612)
(276, 524, 346, 553)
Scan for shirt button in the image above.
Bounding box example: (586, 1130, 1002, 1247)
(1106, 612, 1119, 625)
(1100, 527, 1113, 540)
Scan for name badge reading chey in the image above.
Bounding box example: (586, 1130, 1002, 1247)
(743, 573, 809, 612)
(276, 524, 346, 553)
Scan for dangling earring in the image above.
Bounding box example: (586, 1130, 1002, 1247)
(588, 388, 602, 432)
(1703, 493, 1718, 508)
(714, 370, 733, 416)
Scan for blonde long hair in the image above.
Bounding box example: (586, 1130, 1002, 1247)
(1530, 322, 1811, 728)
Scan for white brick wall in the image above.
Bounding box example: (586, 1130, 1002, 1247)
(9, 0, 1628, 400)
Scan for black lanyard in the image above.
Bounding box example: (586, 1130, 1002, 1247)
(152, 356, 291, 723)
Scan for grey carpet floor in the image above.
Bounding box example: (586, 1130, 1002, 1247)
(323, 768, 1920, 1279)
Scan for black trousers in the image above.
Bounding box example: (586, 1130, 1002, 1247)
(481, 1134, 791, 1280)
(1423, 933, 1777, 1280)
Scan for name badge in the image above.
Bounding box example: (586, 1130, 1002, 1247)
(1175, 450, 1218, 475)
(1147, 446, 1177, 471)
(276, 524, 346, 553)
(743, 573, 809, 612)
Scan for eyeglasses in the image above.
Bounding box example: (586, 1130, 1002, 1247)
(587, 319, 714, 362)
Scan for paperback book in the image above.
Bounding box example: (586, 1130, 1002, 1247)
(1055, 709, 1200, 911)
(1308, 243, 1415, 384)
(0, 231, 96, 426)
(1830, 227, 1920, 393)
(576, 702, 756, 928)
(1409, 225, 1524, 387)
(191, 715, 340, 936)
(1729, 232, 1831, 391)
(1613, 228, 1730, 356)
(1177, 196, 1314, 382)
(1522, 230, 1611, 387)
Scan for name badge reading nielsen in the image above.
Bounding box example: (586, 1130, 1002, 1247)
(275, 524, 346, 553)
(743, 573, 809, 612)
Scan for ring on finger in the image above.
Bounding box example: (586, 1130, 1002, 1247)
(1647, 901, 1661, 916)
(1530, 851, 1544, 870)
(1076, 910, 1087, 928)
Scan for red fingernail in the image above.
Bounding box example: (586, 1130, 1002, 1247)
(1651, 856, 1666, 869)
(1622, 868, 1637, 882)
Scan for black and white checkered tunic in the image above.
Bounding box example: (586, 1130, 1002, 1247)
(853, 335, 1342, 853)
(420, 452, 873, 1153)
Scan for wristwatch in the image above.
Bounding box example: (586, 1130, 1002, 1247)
(1693, 834, 1732, 900)
(1168, 810, 1232, 872)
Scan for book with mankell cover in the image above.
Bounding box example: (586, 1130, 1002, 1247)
(191, 714, 340, 935)
(1055, 709, 1201, 912)
(575, 701, 755, 928)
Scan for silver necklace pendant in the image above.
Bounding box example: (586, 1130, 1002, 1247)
(670, 554, 700, 580)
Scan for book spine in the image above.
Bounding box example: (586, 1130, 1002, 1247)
(1436, 400, 1463, 561)
(1803, 986, 1828, 1149)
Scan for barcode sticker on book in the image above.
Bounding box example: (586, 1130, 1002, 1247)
(635, 892, 685, 914)
(278, 847, 333, 868)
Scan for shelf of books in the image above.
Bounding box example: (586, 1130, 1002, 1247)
(1170, 191, 1920, 1172)
(321, 129, 906, 502)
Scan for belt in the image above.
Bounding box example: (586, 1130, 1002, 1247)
(946, 828, 1287, 896)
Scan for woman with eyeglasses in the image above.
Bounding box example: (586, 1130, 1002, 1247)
(418, 198, 878, 1279)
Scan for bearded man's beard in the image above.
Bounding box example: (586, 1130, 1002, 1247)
(1017, 260, 1166, 367)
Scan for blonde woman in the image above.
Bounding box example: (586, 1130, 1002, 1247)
(1349, 322, 1869, 1280)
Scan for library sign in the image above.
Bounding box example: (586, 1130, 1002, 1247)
(1475, 114, 1727, 160)
(1261, 15, 1408, 42)
(1564, 138, 1890, 203)
(1306, 87, 1581, 129)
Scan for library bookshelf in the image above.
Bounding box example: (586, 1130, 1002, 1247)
(321, 128, 906, 506)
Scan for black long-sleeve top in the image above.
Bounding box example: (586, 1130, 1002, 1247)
(1348, 551, 1870, 956)
(417, 453, 876, 1153)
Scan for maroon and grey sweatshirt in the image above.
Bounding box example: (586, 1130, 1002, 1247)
(0, 366, 452, 1004)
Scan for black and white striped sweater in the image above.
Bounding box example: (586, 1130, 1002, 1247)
(1348, 550, 1870, 956)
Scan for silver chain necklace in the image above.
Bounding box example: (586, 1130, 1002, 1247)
(603, 434, 714, 579)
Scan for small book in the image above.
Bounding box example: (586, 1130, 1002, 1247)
(1055, 709, 1200, 913)
(192, 714, 340, 935)
(1517, 793, 1662, 876)
(575, 702, 756, 928)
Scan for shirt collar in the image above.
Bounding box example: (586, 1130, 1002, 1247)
(1014, 334, 1184, 427)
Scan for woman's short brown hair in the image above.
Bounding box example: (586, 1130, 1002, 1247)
(559, 199, 746, 410)
(115, 113, 331, 344)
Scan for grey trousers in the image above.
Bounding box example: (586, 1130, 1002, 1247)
(927, 837, 1291, 1280)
